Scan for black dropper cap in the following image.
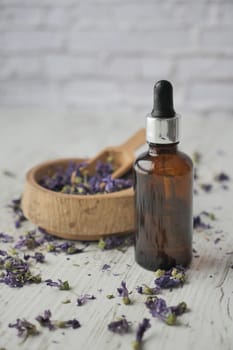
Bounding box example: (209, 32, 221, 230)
(151, 80, 175, 118)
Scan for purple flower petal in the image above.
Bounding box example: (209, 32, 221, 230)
(108, 317, 130, 334)
(9, 318, 39, 338)
(102, 264, 111, 270)
(200, 184, 212, 192)
(35, 310, 55, 330)
(44, 279, 70, 290)
(0, 249, 7, 256)
(65, 319, 81, 329)
(0, 232, 14, 243)
(117, 281, 131, 305)
(8, 198, 27, 228)
(193, 215, 212, 230)
(76, 294, 96, 306)
(24, 252, 45, 263)
(214, 172, 230, 182)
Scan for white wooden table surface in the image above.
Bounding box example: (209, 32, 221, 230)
(0, 110, 232, 350)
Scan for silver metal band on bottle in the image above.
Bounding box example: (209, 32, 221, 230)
(146, 114, 180, 144)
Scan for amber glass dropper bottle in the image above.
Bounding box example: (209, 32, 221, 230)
(134, 80, 193, 271)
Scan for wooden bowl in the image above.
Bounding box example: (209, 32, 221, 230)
(22, 158, 135, 240)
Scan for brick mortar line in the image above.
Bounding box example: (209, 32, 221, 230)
(1, 51, 233, 59)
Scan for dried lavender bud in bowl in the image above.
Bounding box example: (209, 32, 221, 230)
(39, 160, 133, 195)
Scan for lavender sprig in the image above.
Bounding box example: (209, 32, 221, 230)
(108, 317, 130, 334)
(117, 281, 131, 305)
(132, 318, 151, 350)
(36, 310, 81, 330)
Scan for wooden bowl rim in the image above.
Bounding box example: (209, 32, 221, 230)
(26, 158, 134, 200)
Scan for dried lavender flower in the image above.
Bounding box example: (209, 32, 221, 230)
(55, 319, 81, 329)
(45, 241, 84, 255)
(77, 294, 96, 306)
(35, 310, 55, 330)
(170, 301, 187, 316)
(132, 318, 151, 350)
(214, 172, 230, 182)
(15, 230, 40, 250)
(108, 317, 130, 334)
(64, 319, 81, 329)
(200, 184, 212, 192)
(193, 215, 212, 230)
(40, 161, 132, 195)
(106, 294, 115, 299)
(102, 264, 111, 270)
(33, 252, 45, 263)
(55, 241, 84, 254)
(154, 266, 185, 289)
(36, 310, 81, 330)
(117, 281, 131, 305)
(136, 284, 160, 295)
(0, 255, 41, 288)
(98, 234, 134, 250)
(8, 198, 27, 228)
(0, 232, 14, 243)
(214, 238, 221, 244)
(145, 297, 187, 325)
(0, 249, 7, 256)
(8, 318, 39, 341)
(44, 279, 70, 290)
(24, 252, 45, 263)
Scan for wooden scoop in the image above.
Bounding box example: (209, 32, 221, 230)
(84, 128, 145, 179)
(22, 129, 146, 240)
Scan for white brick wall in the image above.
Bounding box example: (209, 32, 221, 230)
(0, 0, 233, 116)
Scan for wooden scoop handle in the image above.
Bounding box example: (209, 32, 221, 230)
(117, 128, 146, 154)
